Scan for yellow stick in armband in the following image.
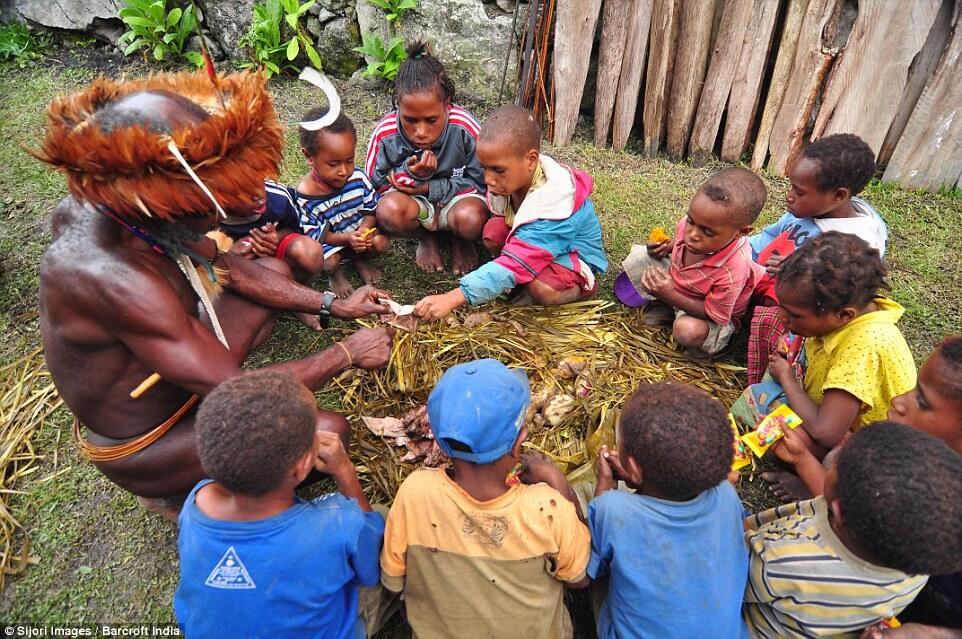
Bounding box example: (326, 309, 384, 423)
(130, 373, 162, 399)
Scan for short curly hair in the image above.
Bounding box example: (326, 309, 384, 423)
(479, 104, 542, 157)
(801, 133, 876, 195)
(776, 231, 888, 315)
(196, 370, 316, 496)
(699, 167, 768, 226)
(298, 107, 356, 157)
(618, 381, 732, 500)
(836, 421, 962, 575)
(935, 336, 962, 402)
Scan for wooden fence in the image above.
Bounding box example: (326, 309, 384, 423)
(533, 0, 961, 191)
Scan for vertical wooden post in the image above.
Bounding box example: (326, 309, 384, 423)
(664, 0, 718, 160)
(750, 0, 811, 170)
(642, 0, 681, 156)
(611, 0, 655, 151)
(883, 12, 962, 190)
(720, 0, 780, 162)
(594, 0, 633, 147)
(811, 0, 940, 155)
(552, 0, 603, 146)
(688, 0, 754, 166)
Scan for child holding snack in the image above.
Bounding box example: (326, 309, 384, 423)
(295, 107, 386, 297)
(413, 104, 607, 320)
(616, 167, 767, 356)
(588, 381, 749, 638)
(743, 422, 962, 639)
(174, 371, 388, 639)
(365, 41, 488, 275)
(380, 359, 591, 639)
(762, 232, 916, 500)
(747, 134, 887, 383)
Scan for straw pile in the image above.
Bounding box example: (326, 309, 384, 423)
(331, 301, 746, 504)
(0, 347, 61, 589)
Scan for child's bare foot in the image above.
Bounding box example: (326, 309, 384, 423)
(295, 312, 323, 331)
(451, 237, 478, 275)
(416, 235, 444, 273)
(328, 269, 354, 298)
(355, 258, 383, 287)
(761, 471, 812, 502)
(137, 496, 180, 523)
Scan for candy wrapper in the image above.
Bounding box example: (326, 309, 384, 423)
(730, 414, 751, 471)
(648, 227, 671, 244)
(741, 404, 803, 457)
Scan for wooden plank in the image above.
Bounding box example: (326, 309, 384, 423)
(750, 0, 811, 170)
(641, 0, 682, 156)
(611, 0, 655, 151)
(552, 0, 603, 146)
(665, 0, 718, 160)
(879, 0, 956, 167)
(883, 17, 962, 191)
(688, 0, 754, 165)
(766, 0, 841, 175)
(812, 0, 940, 155)
(593, 0, 633, 147)
(720, 0, 780, 162)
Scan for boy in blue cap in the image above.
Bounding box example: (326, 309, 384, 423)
(380, 358, 591, 639)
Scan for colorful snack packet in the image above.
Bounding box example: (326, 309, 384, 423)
(648, 227, 671, 244)
(741, 404, 803, 457)
(730, 413, 751, 471)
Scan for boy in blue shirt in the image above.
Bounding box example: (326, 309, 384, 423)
(174, 371, 386, 639)
(587, 381, 749, 639)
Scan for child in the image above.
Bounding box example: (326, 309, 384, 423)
(296, 107, 386, 297)
(616, 167, 767, 356)
(365, 41, 487, 275)
(747, 134, 887, 383)
(762, 232, 916, 500)
(174, 371, 386, 639)
(742, 421, 962, 639)
(588, 381, 749, 639)
(413, 104, 608, 320)
(380, 358, 591, 639)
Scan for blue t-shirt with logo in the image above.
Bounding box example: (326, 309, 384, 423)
(174, 480, 384, 639)
(587, 481, 749, 639)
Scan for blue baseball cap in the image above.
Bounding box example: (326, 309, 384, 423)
(427, 359, 530, 464)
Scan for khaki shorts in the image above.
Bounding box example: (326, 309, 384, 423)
(621, 244, 734, 355)
(411, 191, 486, 231)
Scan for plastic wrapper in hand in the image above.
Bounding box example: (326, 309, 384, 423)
(741, 404, 803, 457)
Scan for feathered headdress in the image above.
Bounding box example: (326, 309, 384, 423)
(30, 71, 283, 224)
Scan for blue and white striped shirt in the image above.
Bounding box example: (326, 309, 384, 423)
(297, 168, 379, 251)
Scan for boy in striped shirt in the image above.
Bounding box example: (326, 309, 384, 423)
(743, 422, 962, 638)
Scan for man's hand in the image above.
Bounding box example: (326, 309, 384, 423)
(387, 170, 430, 196)
(771, 425, 816, 466)
(407, 150, 438, 179)
(331, 285, 393, 319)
(639, 266, 674, 300)
(249, 222, 280, 257)
(340, 326, 394, 370)
(314, 429, 354, 477)
(596, 445, 628, 496)
(647, 240, 672, 259)
(415, 289, 466, 321)
(764, 252, 787, 276)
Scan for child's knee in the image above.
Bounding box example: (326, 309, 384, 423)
(672, 316, 710, 347)
(286, 237, 325, 275)
(369, 234, 390, 255)
(322, 251, 342, 274)
(447, 199, 488, 240)
(375, 193, 419, 234)
(316, 409, 351, 450)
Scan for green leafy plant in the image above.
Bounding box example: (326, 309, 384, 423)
(117, 0, 199, 63)
(238, 0, 321, 78)
(0, 23, 51, 67)
(367, 0, 417, 28)
(353, 33, 406, 81)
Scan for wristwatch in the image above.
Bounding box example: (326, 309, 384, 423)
(319, 291, 335, 328)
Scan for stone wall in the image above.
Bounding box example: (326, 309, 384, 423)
(8, 0, 523, 100)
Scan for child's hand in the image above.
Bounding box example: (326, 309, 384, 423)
(771, 425, 816, 466)
(647, 240, 672, 259)
(348, 228, 371, 253)
(407, 150, 438, 179)
(414, 289, 466, 321)
(640, 266, 674, 299)
(230, 237, 255, 259)
(314, 430, 354, 477)
(764, 252, 786, 276)
(519, 451, 567, 488)
(596, 445, 627, 496)
(387, 169, 430, 196)
(768, 351, 794, 384)
(859, 623, 929, 639)
(249, 222, 279, 257)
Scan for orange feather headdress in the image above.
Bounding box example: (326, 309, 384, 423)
(30, 71, 283, 225)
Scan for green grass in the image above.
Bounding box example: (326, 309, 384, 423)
(0, 58, 960, 635)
